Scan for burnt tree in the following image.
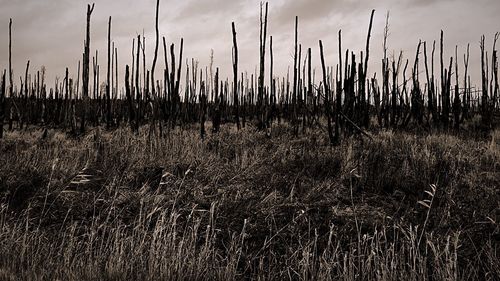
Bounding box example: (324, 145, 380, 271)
(81, 3, 95, 134)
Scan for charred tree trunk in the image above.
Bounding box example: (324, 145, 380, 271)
(135, 35, 141, 132)
(8, 19, 13, 130)
(81, 3, 94, 134)
(212, 68, 221, 133)
(125, 65, 135, 133)
(362, 9, 375, 127)
(453, 46, 461, 129)
(411, 41, 423, 124)
(21, 60, 29, 129)
(0, 71, 5, 138)
(480, 35, 489, 128)
(257, 2, 268, 130)
(232, 22, 240, 130)
(270, 36, 275, 128)
(440, 30, 450, 128)
(462, 44, 470, 121)
(200, 82, 207, 139)
(106, 16, 112, 128)
(336, 30, 342, 141)
(292, 16, 298, 134)
(151, 0, 160, 98)
(307, 47, 312, 128)
(319, 40, 335, 145)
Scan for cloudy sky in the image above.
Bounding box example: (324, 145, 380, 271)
(0, 0, 499, 91)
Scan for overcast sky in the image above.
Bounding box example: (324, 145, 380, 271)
(0, 0, 499, 91)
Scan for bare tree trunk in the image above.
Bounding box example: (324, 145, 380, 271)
(362, 9, 375, 127)
(453, 45, 461, 129)
(462, 44, 470, 121)
(8, 19, 13, 130)
(382, 12, 391, 128)
(212, 68, 221, 133)
(81, 4, 94, 134)
(135, 35, 141, 132)
(21, 60, 29, 129)
(151, 0, 160, 98)
(411, 41, 423, 124)
(292, 16, 298, 133)
(200, 82, 207, 139)
(336, 30, 342, 141)
(142, 35, 146, 99)
(271, 36, 276, 129)
(173, 38, 184, 128)
(131, 39, 135, 99)
(115, 47, 118, 99)
(64, 68, 69, 128)
(106, 16, 112, 128)
(232, 22, 240, 130)
(307, 47, 312, 127)
(125, 65, 135, 133)
(480, 35, 489, 128)
(319, 40, 335, 145)
(257, 2, 268, 130)
(440, 30, 450, 128)
(0, 71, 5, 138)
(424, 41, 434, 124)
(492, 33, 499, 110)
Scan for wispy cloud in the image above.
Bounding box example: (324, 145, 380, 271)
(0, 0, 498, 86)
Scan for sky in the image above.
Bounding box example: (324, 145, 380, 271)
(0, 0, 499, 93)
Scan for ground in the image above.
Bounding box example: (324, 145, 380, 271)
(0, 124, 499, 280)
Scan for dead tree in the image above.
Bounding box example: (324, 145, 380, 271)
(135, 35, 141, 131)
(270, 36, 275, 127)
(171, 38, 184, 128)
(336, 30, 342, 141)
(382, 12, 391, 128)
(361, 9, 375, 127)
(480, 35, 490, 128)
(161, 36, 170, 127)
(200, 81, 207, 139)
(232, 22, 240, 130)
(111, 43, 114, 99)
(440, 30, 450, 127)
(0, 71, 5, 138)
(8, 19, 13, 130)
(212, 68, 221, 133)
(319, 40, 335, 145)
(462, 44, 470, 121)
(106, 16, 112, 128)
(292, 16, 299, 135)
(115, 47, 118, 99)
(257, 2, 268, 130)
(81, 3, 95, 134)
(144, 35, 149, 100)
(146, 0, 160, 136)
(64, 68, 69, 128)
(307, 47, 313, 126)
(20, 60, 29, 129)
(411, 40, 423, 124)
(151, 0, 160, 99)
(169, 43, 176, 125)
(424, 41, 438, 124)
(492, 33, 499, 110)
(125, 65, 135, 133)
(453, 45, 461, 129)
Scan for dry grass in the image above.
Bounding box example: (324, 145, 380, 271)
(0, 125, 499, 280)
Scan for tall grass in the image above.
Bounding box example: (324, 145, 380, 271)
(0, 125, 499, 280)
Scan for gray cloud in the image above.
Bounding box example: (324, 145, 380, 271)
(0, 0, 499, 90)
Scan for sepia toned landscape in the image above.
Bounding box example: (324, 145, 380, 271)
(0, 0, 499, 280)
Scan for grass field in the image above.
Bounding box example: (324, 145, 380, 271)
(0, 124, 498, 280)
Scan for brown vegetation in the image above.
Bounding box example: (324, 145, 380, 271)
(0, 2, 499, 280)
